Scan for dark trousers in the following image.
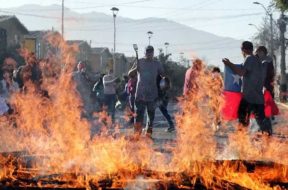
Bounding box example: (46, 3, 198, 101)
(158, 98, 174, 127)
(104, 94, 116, 123)
(238, 98, 272, 135)
(135, 100, 155, 133)
(128, 95, 135, 124)
(266, 85, 275, 99)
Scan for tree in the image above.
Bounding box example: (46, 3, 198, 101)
(157, 49, 187, 98)
(253, 18, 280, 53)
(273, 0, 288, 101)
(252, 16, 280, 76)
(274, 0, 288, 11)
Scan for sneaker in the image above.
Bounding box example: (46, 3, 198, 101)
(166, 126, 175, 132)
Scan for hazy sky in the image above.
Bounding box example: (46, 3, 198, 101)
(0, 0, 277, 40)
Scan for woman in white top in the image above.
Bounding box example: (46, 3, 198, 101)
(103, 69, 119, 123)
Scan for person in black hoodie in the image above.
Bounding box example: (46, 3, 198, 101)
(156, 75, 175, 132)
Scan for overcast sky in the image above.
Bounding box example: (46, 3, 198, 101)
(0, 0, 278, 40)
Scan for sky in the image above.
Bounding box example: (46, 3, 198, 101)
(0, 0, 278, 40)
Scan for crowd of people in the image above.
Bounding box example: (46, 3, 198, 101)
(68, 45, 176, 138)
(0, 40, 278, 138)
(0, 53, 45, 116)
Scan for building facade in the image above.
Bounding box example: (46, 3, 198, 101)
(0, 15, 29, 50)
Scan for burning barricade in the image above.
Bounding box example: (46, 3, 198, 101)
(0, 33, 287, 190)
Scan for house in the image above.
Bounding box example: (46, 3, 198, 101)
(23, 30, 61, 59)
(114, 53, 129, 77)
(126, 56, 136, 70)
(0, 28, 6, 53)
(66, 40, 91, 63)
(90, 47, 113, 74)
(0, 15, 29, 50)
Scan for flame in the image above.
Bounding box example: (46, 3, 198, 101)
(0, 34, 287, 189)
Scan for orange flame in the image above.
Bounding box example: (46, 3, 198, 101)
(0, 35, 287, 189)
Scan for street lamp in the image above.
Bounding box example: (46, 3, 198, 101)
(147, 31, 153, 45)
(253, 2, 274, 57)
(62, 0, 64, 38)
(111, 7, 119, 74)
(164, 42, 169, 55)
(248, 23, 260, 31)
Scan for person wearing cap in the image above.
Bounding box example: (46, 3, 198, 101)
(73, 61, 94, 119)
(128, 45, 164, 138)
(222, 41, 272, 135)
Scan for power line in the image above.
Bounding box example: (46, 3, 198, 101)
(0, 9, 60, 19)
(172, 12, 262, 21)
(69, 0, 153, 5)
(0, 9, 79, 21)
(8, 4, 258, 12)
(104, 5, 256, 12)
(64, 12, 262, 32)
(10, 0, 155, 11)
(89, 39, 238, 46)
(1, 7, 261, 27)
(157, 0, 219, 19)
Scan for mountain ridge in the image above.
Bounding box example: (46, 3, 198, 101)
(4, 4, 244, 67)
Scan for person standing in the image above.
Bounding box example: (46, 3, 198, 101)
(157, 75, 175, 132)
(103, 69, 118, 123)
(255, 46, 275, 98)
(183, 59, 203, 96)
(126, 72, 137, 126)
(0, 69, 19, 115)
(255, 46, 278, 122)
(73, 61, 94, 119)
(222, 41, 272, 135)
(92, 74, 105, 112)
(117, 75, 129, 110)
(211, 67, 223, 131)
(128, 45, 164, 138)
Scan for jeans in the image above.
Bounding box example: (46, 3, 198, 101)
(104, 94, 116, 123)
(135, 100, 156, 133)
(158, 98, 174, 128)
(238, 98, 272, 135)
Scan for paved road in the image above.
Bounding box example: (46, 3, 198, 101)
(112, 101, 288, 158)
(115, 102, 288, 135)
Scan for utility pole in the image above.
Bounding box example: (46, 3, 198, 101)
(269, 13, 274, 60)
(111, 7, 119, 75)
(62, 0, 64, 39)
(269, 13, 277, 74)
(278, 11, 287, 102)
(253, 2, 274, 58)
